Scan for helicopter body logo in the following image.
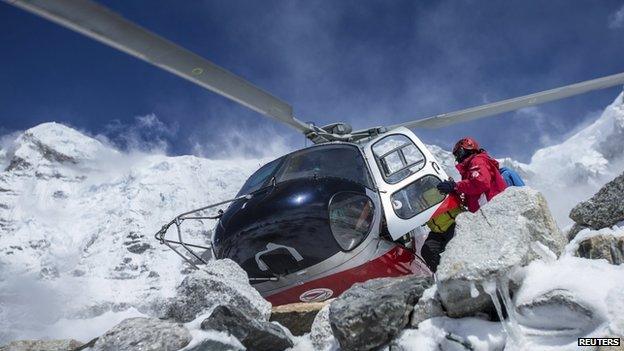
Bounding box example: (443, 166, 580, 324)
(299, 288, 334, 302)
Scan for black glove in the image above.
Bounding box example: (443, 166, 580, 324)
(437, 179, 456, 194)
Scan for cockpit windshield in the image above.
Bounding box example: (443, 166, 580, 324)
(276, 144, 373, 188)
(237, 157, 284, 196)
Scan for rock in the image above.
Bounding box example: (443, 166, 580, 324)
(436, 187, 565, 318)
(570, 172, 624, 230)
(309, 304, 337, 351)
(164, 259, 271, 323)
(201, 305, 293, 351)
(270, 301, 329, 336)
(329, 275, 433, 351)
(409, 286, 445, 327)
(568, 223, 589, 241)
(92, 317, 191, 351)
(576, 234, 624, 265)
(516, 289, 596, 333)
(126, 242, 151, 254)
(0, 339, 83, 351)
(183, 333, 244, 351)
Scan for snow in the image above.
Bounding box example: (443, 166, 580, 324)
(392, 317, 506, 351)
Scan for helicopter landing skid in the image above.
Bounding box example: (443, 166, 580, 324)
(153, 195, 278, 282)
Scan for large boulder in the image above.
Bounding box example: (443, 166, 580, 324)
(569, 172, 624, 230)
(269, 301, 328, 336)
(164, 259, 271, 323)
(92, 317, 191, 351)
(0, 339, 83, 351)
(200, 305, 293, 351)
(329, 275, 433, 351)
(436, 187, 565, 317)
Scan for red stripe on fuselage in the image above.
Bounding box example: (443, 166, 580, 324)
(264, 245, 432, 306)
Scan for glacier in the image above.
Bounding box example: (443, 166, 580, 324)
(0, 92, 623, 345)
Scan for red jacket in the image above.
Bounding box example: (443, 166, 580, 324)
(455, 151, 507, 212)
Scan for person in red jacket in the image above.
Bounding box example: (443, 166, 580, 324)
(437, 137, 507, 213)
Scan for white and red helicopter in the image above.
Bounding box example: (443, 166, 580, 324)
(7, 0, 624, 306)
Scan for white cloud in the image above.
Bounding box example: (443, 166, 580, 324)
(608, 4, 624, 29)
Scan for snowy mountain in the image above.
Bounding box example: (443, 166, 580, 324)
(0, 123, 264, 342)
(507, 92, 624, 225)
(0, 92, 623, 344)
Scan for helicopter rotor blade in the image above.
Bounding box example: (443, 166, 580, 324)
(388, 72, 624, 130)
(5, 0, 311, 133)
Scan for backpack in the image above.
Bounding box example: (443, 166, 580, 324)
(499, 166, 525, 187)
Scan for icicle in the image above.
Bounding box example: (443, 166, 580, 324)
(482, 278, 524, 348)
(470, 281, 480, 298)
(497, 276, 524, 345)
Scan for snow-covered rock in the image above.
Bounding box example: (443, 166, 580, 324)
(409, 286, 445, 328)
(569, 171, 624, 231)
(391, 317, 505, 351)
(308, 304, 336, 351)
(512, 255, 624, 349)
(329, 275, 432, 351)
(200, 305, 293, 351)
(92, 317, 191, 351)
(164, 259, 271, 323)
(436, 187, 565, 317)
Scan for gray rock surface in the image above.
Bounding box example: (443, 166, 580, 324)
(201, 305, 293, 351)
(576, 234, 624, 265)
(309, 304, 337, 351)
(165, 259, 271, 323)
(436, 187, 565, 318)
(92, 317, 191, 351)
(270, 301, 329, 336)
(409, 286, 445, 327)
(0, 339, 82, 351)
(570, 172, 624, 230)
(184, 337, 244, 351)
(329, 275, 433, 351)
(310, 304, 338, 350)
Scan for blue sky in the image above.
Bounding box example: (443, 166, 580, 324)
(1, 0, 623, 161)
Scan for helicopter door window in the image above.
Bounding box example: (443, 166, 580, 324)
(391, 175, 445, 219)
(372, 135, 426, 184)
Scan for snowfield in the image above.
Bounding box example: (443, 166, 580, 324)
(0, 93, 623, 348)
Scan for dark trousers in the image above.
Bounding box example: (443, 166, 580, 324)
(421, 224, 455, 272)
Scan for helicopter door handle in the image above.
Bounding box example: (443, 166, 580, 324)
(431, 161, 441, 175)
(255, 243, 303, 272)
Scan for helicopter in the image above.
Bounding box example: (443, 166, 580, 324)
(7, 0, 624, 306)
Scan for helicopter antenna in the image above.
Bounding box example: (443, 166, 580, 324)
(4, 0, 313, 134)
(383, 72, 624, 130)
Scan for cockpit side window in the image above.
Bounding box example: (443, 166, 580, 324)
(237, 157, 283, 196)
(372, 134, 426, 184)
(276, 145, 373, 188)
